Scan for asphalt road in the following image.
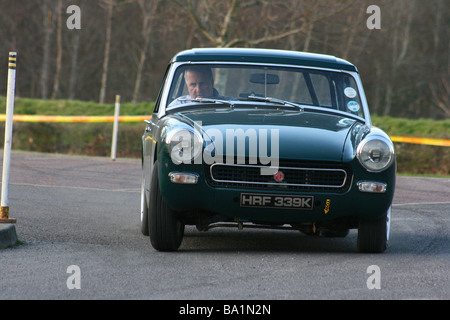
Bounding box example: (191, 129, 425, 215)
(0, 151, 448, 300)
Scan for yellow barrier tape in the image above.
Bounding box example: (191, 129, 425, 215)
(0, 114, 448, 147)
(0, 114, 151, 123)
(390, 136, 450, 147)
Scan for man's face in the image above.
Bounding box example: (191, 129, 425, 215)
(185, 69, 213, 99)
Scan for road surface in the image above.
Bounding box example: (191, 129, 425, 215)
(0, 151, 448, 301)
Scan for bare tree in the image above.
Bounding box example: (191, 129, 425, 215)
(172, 0, 352, 49)
(51, 0, 63, 99)
(429, 0, 449, 118)
(69, 30, 81, 100)
(171, 0, 263, 48)
(99, 0, 114, 104)
(99, 0, 136, 103)
(132, 0, 161, 103)
(383, 0, 416, 116)
(40, 0, 56, 99)
(430, 76, 450, 118)
(0, 0, 447, 119)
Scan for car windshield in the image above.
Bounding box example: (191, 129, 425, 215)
(167, 64, 365, 118)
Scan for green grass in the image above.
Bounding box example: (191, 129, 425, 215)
(372, 116, 450, 139)
(372, 116, 449, 176)
(0, 96, 155, 116)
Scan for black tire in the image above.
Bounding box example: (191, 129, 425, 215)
(357, 208, 390, 253)
(148, 162, 184, 251)
(140, 175, 149, 236)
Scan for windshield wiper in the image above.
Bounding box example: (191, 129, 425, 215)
(247, 95, 303, 111)
(178, 97, 235, 108)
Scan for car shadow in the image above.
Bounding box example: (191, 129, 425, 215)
(179, 227, 358, 253)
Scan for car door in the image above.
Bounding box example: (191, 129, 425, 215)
(142, 65, 171, 192)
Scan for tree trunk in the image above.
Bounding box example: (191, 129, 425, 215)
(51, 0, 63, 100)
(41, 0, 54, 99)
(69, 32, 81, 100)
(302, 22, 314, 52)
(383, 0, 415, 116)
(132, 0, 159, 104)
(99, 1, 113, 104)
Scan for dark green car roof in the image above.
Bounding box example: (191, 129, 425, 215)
(172, 48, 358, 72)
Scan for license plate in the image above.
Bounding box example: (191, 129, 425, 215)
(240, 193, 314, 210)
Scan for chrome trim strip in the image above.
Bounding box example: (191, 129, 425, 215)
(209, 163, 348, 188)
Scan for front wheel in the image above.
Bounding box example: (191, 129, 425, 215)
(148, 163, 184, 251)
(357, 207, 391, 253)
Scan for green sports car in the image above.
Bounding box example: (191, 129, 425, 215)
(141, 48, 396, 253)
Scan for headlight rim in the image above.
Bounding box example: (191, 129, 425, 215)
(356, 135, 395, 173)
(165, 126, 204, 165)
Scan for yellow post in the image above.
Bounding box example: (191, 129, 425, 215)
(1, 52, 17, 224)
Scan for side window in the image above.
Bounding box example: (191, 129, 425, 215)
(153, 65, 171, 113)
(168, 71, 187, 103)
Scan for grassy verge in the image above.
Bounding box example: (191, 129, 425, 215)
(1, 97, 449, 175)
(0, 96, 155, 116)
(372, 116, 449, 175)
(0, 96, 153, 158)
(372, 116, 449, 138)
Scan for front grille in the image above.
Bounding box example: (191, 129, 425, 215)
(206, 160, 352, 193)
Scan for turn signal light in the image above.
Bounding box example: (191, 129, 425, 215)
(357, 181, 387, 193)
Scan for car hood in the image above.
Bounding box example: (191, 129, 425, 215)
(168, 107, 363, 162)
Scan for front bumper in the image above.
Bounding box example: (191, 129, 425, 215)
(158, 157, 395, 224)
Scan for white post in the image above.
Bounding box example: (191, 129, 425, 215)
(1, 52, 17, 223)
(111, 95, 120, 161)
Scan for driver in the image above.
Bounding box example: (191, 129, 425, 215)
(185, 66, 214, 99)
(169, 66, 228, 106)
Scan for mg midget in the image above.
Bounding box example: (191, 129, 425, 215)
(140, 48, 396, 253)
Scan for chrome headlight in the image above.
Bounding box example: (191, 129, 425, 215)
(166, 127, 203, 165)
(357, 136, 395, 172)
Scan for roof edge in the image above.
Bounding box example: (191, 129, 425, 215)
(171, 48, 358, 72)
